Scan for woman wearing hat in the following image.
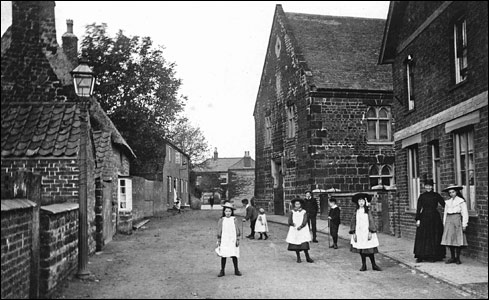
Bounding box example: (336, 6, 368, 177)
(286, 198, 314, 263)
(349, 193, 381, 271)
(441, 185, 468, 264)
(413, 179, 446, 263)
(216, 202, 242, 276)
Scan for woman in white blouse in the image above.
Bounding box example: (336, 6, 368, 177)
(441, 185, 468, 265)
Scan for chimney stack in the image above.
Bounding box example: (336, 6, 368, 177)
(213, 148, 218, 160)
(62, 19, 78, 67)
(244, 151, 251, 167)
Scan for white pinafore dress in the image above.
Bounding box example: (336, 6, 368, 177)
(219, 216, 240, 258)
(350, 208, 379, 254)
(254, 214, 269, 233)
(286, 209, 312, 245)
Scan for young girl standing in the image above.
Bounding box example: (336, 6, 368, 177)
(349, 193, 381, 271)
(216, 203, 242, 277)
(286, 198, 314, 263)
(441, 185, 468, 265)
(255, 208, 269, 240)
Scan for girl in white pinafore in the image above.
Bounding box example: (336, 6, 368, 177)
(255, 208, 269, 240)
(216, 203, 241, 277)
(349, 193, 382, 271)
(286, 198, 314, 263)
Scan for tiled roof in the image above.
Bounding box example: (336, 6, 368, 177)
(1, 102, 81, 157)
(93, 130, 112, 180)
(285, 12, 392, 91)
(194, 158, 243, 173)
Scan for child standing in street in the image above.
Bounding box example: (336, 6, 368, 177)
(216, 203, 242, 277)
(349, 193, 381, 271)
(328, 197, 341, 249)
(255, 208, 269, 240)
(286, 198, 314, 263)
(441, 185, 468, 265)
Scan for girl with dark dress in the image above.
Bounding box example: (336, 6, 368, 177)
(413, 179, 446, 262)
(286, 198, 314, 263)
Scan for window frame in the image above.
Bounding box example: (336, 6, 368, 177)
(118, 178, 132, 212)
(286, 105, 296, 139)
(405, 55, 415, 110)
(430, 141, 441, 192)
(453, 128, 476, 211)
(369, 164, 394, 188)
(265, 116, 272, 146)
(453, 16, 468, 84)
(366, 106, 392, 142)
(407, 145, 420, 210)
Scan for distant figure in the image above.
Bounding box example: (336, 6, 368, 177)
(216, 203, 242, 277)
(349, 193, 381, 271)
(328, 197, 341, 249)
(413, 179, 446, 263)
(209, 194, 215, 209)
(241, 198, 258, 239)
(286, 198, 313, 263)
(174, 198, 181, 214)
(441, 185, 468, 265)
(304, 191, 319, 243)
(255, 208, 269, 240)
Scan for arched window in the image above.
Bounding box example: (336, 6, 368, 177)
(369, 164, 394, 188)
(367, 106, 391, 142)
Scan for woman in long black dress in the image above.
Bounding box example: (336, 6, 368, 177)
(413, 179, 446, 262)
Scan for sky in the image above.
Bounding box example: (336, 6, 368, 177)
(1, 1, 390, 161)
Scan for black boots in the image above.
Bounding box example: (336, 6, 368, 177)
(455, 247, 462, 265)
(218, 270, 225, 277)
(305, 250, 314, 263)
(258, 233, 263, 240)
(296, 251, 302, 263)
(446, 247, 458, 264)
(218, 257, 242, 277)
(369, 254, 382, 271)
(360, 254, 381, 271)
(360, 254, 367, 271)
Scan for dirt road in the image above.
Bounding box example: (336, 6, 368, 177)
(52, 210, 475, 299)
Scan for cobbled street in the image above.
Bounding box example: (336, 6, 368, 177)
(53, 210, 475, 299)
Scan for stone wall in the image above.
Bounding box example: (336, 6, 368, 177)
(228, 169, 255, 205)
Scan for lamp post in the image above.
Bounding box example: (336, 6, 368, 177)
(71, 56, 95, 279)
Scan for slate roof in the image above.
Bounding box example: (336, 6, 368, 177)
(284, 12, 392, 91)
(1, 102, 81, 157)
(194, 158, 243, 173)
(229, 158, 256, 170)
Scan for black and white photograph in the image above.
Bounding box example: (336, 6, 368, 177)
(1, 1, 488, 299)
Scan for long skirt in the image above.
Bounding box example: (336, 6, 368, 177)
(441, 214, 468, 247)
(413, 210, 446, 260)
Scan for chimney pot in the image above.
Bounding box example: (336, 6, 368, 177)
(66, 19, 73, 33)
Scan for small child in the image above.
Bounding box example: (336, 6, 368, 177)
(216, 202, 242, 277)
(328, 197, 341, 249)
(349, 193, 381, 271)
(286, 198, 314, 263)
(254, 208, 269, 240)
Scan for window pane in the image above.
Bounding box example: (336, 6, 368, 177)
(367, 121, 377, 140)
(370, 177, 379, 187)
(379, 108, 388, 118)
(369, 165, 379, 175)
(366, 108, 376, 118)
(382, 177, 390, 186)
(381, 165, 391, 175)
(379, 121, 388, 140)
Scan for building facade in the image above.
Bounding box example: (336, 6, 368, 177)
(379, 1, 488, 262)
(254, 5, 394, 221)
(163, 141, 190, 208)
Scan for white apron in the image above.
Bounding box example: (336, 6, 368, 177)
(219, 216, 240, 258)
(255, 214, 269, 233)
(350, 209, 379, 249)
(286, 210, 312, 245)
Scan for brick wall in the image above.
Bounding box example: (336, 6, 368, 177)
(1, 159, 79, 205)
(390, 1, 488, 262)
(39, 204, 78, 297)
(1, 205, 33, 299)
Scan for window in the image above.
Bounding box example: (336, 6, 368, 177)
(430, 141, 441, 192)
(286, 105, 296, 138)
(175, 152, 181, 164)
(196, 176, 202, 186)
(407, 145, 420, 210)
(265, 116, 272, 146)
(367, 107, 391, 141)
(405, 55, 415, 110)
(118, 178, 132, 211)
(454, 128, 475, 210)
(168, 146, 172, 162)
(369, 165, 394, 188)
(454, 17, 468, 84)
(220, 173, 228, 185)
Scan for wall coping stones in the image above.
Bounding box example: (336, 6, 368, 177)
(1, 199, 37, 211)
(40, 202, 79, 215)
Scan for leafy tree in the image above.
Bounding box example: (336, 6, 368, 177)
(81, 23, 188, 176)
(166, 116, 210, 167)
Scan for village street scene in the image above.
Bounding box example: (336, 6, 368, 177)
(1, 1, 488, 299)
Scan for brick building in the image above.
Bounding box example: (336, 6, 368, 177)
(193, 149, 255, 204)
(1, 1, 135, 297)
(379, 1, 488, 262)
(254, 5, 394, 222)
(163, 140, 190, 208)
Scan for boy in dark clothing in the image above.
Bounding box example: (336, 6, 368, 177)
(241, 198, 258, 239)
(304, 191, 319, 243)
(328, 197, 341, 249)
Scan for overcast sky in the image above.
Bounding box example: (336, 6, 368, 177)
(1, 1, 390, 160)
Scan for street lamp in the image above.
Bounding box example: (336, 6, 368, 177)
(71, 56, 95, 97)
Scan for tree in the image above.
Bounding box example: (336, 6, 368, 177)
(81, 23, 187, 175)
(166, 116, 209, 167)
